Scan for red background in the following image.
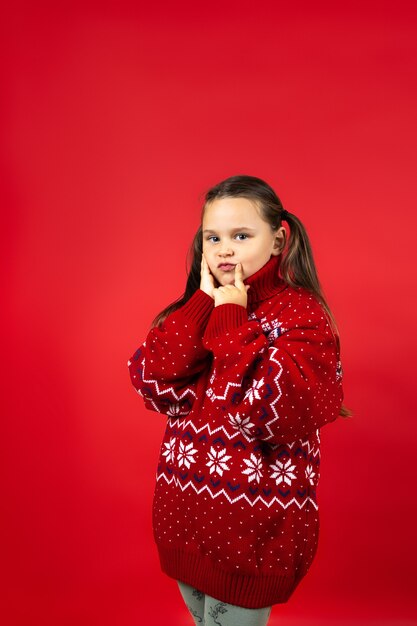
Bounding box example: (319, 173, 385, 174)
(2, 2, 417, 625)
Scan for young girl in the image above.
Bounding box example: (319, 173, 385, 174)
(128, 175, 352, 626)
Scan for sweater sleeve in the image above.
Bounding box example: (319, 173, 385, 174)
(128, 289, 214, 417)
(202, 298, 344, 444)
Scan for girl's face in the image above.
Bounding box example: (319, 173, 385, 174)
(202, 197, 285, 287)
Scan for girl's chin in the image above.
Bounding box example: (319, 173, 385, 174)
(218, 275, 235, 286)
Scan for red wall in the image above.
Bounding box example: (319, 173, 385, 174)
(2, 2, 416, 625)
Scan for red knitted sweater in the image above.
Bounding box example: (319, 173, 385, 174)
(128, 254, 344, 609)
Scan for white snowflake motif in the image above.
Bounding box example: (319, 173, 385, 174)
(258, 316, 286, 344)
(206, 447, 232, 476)
(242, 453, 263, 484)
(247, 313, 285, 343)
(244, 378, 264, 405)
(167, 402, 185, 417)
(305, 464, 316, 485)
(228, 412, 255, 437)
(260, 316, 276, 333)
(177, 441, 197, 469)
(162, 437, 176, 464)
(269, 459, 297, 486)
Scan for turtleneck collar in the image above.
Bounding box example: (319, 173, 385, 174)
(244, 254, 287, 308)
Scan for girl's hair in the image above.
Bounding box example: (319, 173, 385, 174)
(152, 174, 353, 418)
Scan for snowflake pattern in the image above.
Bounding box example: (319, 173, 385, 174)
(269, 459, 297, 486)
(228, 412, 255, 437)
(177, 441, 197, 469)
(206, 447, 232, 476)
(242, 453, 263, 484)
(244, 378, 264, 405)
(162, 436, 176, 464)
(167, 402, 187, 417)
(305, 464, 316, 485)
(248, 313, 286, 344)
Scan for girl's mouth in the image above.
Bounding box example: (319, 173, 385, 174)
(218, 264, 236, 271)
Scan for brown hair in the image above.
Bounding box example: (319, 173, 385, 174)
(152, 174, 353, 419)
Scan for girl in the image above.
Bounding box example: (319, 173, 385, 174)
(128, 175, 352, 626)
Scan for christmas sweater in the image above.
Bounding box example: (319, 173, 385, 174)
(128, 253, 344, 609)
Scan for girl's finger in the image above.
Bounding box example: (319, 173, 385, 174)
(234, 262, 244, 288)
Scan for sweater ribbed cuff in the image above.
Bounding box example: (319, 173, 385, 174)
(204, 303, 248, 339)
(180, 289, 215, 327)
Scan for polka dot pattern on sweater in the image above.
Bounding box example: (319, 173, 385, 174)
(128, 253, 344, 608)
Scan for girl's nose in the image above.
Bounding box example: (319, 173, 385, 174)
(219, 246, 234, 256)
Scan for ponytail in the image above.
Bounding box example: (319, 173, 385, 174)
(150, 175, 353, 419)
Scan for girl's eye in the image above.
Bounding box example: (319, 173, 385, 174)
(206, 234, 249, 243)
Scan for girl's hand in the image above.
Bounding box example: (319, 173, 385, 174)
(200, 255, 216, 298)
(213, 263, 250, 308)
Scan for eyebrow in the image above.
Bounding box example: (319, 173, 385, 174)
(202, 227, 257, 234)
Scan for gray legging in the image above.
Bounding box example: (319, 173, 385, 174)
(177, 580, 272, 626)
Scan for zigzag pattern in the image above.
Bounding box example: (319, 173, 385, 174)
(168, 416, 321, 456)
(130, 343, 197, 414)
(205, 345, 284, 441)
(156, 471, 318, 510)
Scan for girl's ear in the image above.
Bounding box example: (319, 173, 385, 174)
(272, 227, 286, 255)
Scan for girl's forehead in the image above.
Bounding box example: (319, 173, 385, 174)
(202, 197, 262, 225)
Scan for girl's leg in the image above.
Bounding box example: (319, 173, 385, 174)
(177, 580, 206, 625)
(204, 594, 272, 626)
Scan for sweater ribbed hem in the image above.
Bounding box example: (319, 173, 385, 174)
(203, 303, 248, 340)
(158, 545, 295, 609)
(180, 289, 214, 327)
